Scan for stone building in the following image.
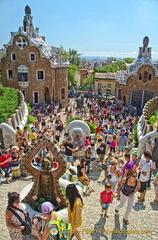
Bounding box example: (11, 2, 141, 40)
(115, 36, 158, 108)
(0, 6, 69, 106)
(94, 72, 117, 96)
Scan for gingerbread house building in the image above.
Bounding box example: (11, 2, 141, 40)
(115, 36, 158, 108)
(0, 6, 69, 106)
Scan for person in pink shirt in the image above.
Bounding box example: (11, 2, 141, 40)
(110, 134, 117, 153)
(84, 136, 91, 148)
(100, 182, 118, 217)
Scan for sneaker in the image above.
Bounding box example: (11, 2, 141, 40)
(115, 209, 119, 213)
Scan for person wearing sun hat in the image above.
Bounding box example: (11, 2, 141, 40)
(33, 201, 59, 240)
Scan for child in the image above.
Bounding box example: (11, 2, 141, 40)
(89, 143, 96, 171)
(110, 134, 117, 153)
(100, 182, 117, 217)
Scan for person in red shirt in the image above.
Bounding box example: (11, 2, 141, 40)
(0, 150, 11, 183)
(100, 182, 117, 217)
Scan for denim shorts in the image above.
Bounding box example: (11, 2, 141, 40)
(102, 202, 110, 210)
(90, 157, 96, 162)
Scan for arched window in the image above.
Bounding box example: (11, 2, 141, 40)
(143, 71, 148, 82)
(61, 88, 65, 100)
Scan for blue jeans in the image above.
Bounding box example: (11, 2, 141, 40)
(1, 166, 10, 178)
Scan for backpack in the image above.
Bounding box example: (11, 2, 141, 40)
(47, 212, 72, 240)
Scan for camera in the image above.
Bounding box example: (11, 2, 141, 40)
(32, 214, 41, 224)
(107, 175, 112, 179)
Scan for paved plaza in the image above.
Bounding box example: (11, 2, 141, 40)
(0, 165, 157, 240)
(0, 106, 158, 240)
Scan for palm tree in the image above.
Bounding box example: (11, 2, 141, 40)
(68, 49, 81, 66)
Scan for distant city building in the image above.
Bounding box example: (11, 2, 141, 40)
(0, 5, 69, 105)
(115, 36, 158, 108)
(94, 72, 117, 96)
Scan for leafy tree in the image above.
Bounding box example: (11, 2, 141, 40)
(124, 58, 135, 63)
(81, 75, 94, 86)
(58, 45, 69, 58)
(95, 60, 126, 73)
(68, 64, 78, 85)
(68, 49, 81, 66)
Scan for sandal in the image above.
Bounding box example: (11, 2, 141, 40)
(123, 219, 129, 225)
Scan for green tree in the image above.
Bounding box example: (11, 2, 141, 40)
(123, 57, 135, 63)
(95, 60, 126, 73)
(81, 75, 94, 86)
(58, 45, 69, 58)
(68, 64, 78, 85)
(68, 49, 81, 66)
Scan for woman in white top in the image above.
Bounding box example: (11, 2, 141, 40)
(106, 159, 122, 192)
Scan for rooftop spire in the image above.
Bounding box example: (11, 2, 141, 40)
(25, 5, 31, 15)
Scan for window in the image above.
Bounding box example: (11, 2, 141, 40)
(11, 53, 16, 61)
(30, 53, 36, 61)
(33, 92, 39, 103)
(7, 70, 13, 80)
(18, 65, 28, 81)
(61, 88, 65, 100)
(139, 73, 142, 80)
(118, 89, 122, 100)
(107, 84, 111, 90)
(37, 70, 45, 81)
(143, 71, 148, 83)
(98, 83, 102, 91)
(148, 74, 152, 81)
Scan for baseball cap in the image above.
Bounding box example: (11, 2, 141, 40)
(132, 151, 137, 155)
(41, 202, 54, 214)
(147, 135, 151, 139)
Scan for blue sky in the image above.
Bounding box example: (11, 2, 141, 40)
(1, 0, 158, 58)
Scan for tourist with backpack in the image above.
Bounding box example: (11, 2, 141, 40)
(33, 201, 72, 240)
(66, 184, 83, 240)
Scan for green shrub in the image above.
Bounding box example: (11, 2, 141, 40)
(26, 103, 32, 114)
(66, 117, 82, 125)
(27, 115, 36, 124)
(0, 87, 19, 123)
(132, 125, 138, 147)
(86, 121, 97, 133)
(149, 110, 158, 126)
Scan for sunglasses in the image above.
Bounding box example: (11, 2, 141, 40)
(132, 175, 137, 178)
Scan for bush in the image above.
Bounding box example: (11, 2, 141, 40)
(66, 117, 82, 125)
(27, 115, 36, 124)
(86, 121, 96, 134)
(0, 87, 19, 123)
(132, 125, 138, 147)
(149, 110, 158, 126)
(26, 103, 32, 114)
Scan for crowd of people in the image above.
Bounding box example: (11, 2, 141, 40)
(1, 96, 158, 240)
